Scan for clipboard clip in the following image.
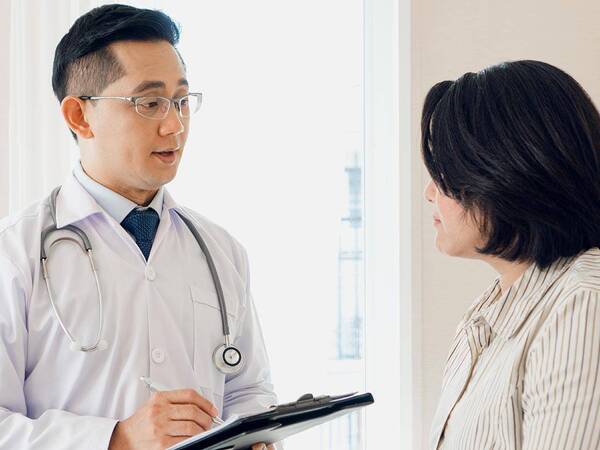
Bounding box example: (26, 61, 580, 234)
(270, 391, 358, 410)
(297, 392, 358, 403)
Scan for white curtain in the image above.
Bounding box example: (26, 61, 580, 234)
(7, 0, 161, 213)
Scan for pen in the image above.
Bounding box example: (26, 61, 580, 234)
(139, 376, 225, 425)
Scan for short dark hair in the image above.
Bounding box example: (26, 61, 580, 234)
(421, 60, 600, 268)
(52, 4, 181, 138)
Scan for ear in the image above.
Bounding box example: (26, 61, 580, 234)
(60, 96, 94, 139)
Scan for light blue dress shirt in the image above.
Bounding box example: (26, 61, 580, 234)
(72, 161, 164, 223)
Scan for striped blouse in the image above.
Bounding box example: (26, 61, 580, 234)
(430, 247, 600, 450)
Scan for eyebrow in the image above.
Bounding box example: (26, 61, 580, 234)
(131, 78, 189, 94)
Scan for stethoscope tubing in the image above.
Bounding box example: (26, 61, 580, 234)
(173, 211, 231, 337)
(40, 186, 238, 368)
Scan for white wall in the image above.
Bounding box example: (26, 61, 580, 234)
(411, 0, 600, 445)
(0, 0, 9, 217)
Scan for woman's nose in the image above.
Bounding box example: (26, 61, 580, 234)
(424, 179, 436, 203)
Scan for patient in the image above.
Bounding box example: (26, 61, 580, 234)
(422, 60, 600, 449)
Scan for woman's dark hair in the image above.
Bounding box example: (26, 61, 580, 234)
(421, 60, 600, 268)
(52, 4, 180, 104)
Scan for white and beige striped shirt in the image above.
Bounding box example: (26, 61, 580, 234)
(430, 247, 600, 449)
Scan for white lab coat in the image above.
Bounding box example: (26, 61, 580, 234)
(0, 173, 277, 449)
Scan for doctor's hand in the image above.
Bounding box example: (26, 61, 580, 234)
(108, 389, 219, 450)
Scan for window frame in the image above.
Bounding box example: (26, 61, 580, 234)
(363, 0, 421, 449)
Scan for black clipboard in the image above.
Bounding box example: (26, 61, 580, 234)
(169, 392, 375, 450)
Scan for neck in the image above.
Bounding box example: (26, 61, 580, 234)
(80, 161, 157, 206)
(116, 187, 157, 207)
(485, 257, 532, 293)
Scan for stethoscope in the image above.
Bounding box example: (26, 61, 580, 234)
(40, 186, 243, 375)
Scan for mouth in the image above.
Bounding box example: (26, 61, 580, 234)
(433, 215, 441, 225)
(152, 148, 180, 165)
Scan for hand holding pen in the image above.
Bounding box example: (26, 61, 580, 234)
(107, 377, 224, 450)
(140, 377, 225, 425)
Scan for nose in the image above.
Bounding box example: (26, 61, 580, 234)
(424, 179, 436, 203)
(159, 102, 185, 137)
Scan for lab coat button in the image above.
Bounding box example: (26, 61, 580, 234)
(151, 348, 165, 364)
(145, 265, 156, 281)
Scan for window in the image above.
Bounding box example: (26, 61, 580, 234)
(159, 1, 367, 448)
(7, 0, 410, 446)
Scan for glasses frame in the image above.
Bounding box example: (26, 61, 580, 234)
(78, 92, 203, 120)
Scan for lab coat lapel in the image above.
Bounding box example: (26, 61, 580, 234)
(54, 173, 151, 262)
(147, 188, 184, 262)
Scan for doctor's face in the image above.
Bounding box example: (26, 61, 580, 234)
(424, 179, 485, 259)
(80, 40, 190, 200)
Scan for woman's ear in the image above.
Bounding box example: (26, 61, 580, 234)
(60, 96, 94, 139)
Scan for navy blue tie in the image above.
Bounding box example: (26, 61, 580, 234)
(121, 209, 160, 260)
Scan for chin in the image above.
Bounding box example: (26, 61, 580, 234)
(154, 165, 179, 183)
(435, 237, 463, 258)
(157, 174, 177, 187)
(143, 173, 175, 190)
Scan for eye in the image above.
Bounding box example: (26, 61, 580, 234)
(138, 98, 161, 109)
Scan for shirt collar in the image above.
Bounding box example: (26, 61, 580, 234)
(56, 169, 178, 228)
(72, 161, 163, 223)
(472, 255, 580, 339)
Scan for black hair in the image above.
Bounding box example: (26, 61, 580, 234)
(52, 4, 181, 139)
(421, 60, 600, 268)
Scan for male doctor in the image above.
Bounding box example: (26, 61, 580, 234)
(0, 4, 276, 450)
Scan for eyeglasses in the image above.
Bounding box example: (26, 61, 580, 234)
(78, 93, 202, 120)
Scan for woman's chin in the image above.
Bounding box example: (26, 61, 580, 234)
(435, 239, 470, 259)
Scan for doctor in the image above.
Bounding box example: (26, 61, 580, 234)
(0, 4, 276, 450)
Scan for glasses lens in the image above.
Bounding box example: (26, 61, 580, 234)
(135, 97, 170, 119)
(179, 94, 201, 118)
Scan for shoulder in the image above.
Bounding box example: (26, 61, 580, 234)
(542, 248, 600, 317)
(0, 199, 49, 294)
(0, 199, 47, 237)
(560, 248, 600, 295)
(528, 249, 600, 350)
(0, 199, 49, 260)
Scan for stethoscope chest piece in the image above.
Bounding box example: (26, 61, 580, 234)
(213, 342, 243, 374)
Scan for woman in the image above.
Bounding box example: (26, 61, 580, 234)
(422, 60, 600, 449)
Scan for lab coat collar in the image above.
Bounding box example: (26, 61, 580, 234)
(55, 173, 181, 228)
(162, 188, 181, 214)
(55, 172, 105, 228)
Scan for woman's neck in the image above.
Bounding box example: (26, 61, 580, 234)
(485, 257, 532, 293)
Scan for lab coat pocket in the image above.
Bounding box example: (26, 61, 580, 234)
(190, 285, 239, 388)
(196, 386, 224, 416)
